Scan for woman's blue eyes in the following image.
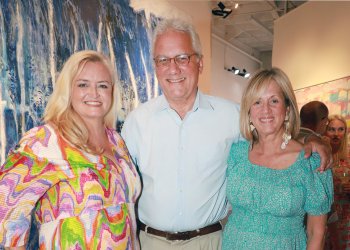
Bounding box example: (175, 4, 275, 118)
(76, 82, 109, 88)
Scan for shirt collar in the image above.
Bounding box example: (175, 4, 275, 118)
(156, 90, 214, 113)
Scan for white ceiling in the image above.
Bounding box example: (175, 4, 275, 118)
(211, 0, 307, 59)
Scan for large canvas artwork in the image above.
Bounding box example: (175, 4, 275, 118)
(294, 76, 350, 147)
(0, 0, 170, 165)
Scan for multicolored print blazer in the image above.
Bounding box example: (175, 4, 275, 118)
(0, 124, 141, 249)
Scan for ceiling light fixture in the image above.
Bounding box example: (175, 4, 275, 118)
(212, 2, 232, 19)
(232, 66, 240, 74)
(225, 66, 251, 78)
(234, 3, 239, 9)
(241, 69, 251, 78)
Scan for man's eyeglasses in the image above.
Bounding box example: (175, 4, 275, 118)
(153, 53, 198, 68)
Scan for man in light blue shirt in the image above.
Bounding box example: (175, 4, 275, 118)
(121, 18, 331, 250)
(122, 90, 241, 231)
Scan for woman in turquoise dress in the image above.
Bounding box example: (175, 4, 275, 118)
(223, 68, 333, 249)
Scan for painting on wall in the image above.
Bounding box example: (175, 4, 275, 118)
(0, 0, 189, 165)
(294, 76, 350, 147)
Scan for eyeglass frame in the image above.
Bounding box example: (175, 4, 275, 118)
(153, 53, 200, 68)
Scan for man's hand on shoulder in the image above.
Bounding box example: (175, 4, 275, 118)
(303, 134, 332, 172)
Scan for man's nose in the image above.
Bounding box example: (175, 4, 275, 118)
(168, 59, 181, 73)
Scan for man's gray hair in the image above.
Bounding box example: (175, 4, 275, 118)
(152, 18, 202, 57)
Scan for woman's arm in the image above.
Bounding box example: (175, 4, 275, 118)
(306, 214, 327, 250)
(5, 246, 26, 250)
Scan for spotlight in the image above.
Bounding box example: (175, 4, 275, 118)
(225, 66, 251, 78)
(212, 2, 232, 19)
(231, 67, 240, 74)
(242, 69, 250, 78)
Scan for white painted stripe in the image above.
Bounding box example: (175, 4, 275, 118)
(0, 98, 6, 165)
(48, 0, 56, 87)
(16, 2, 25, 135)
(153, 71, 159, 97)
(0, 3, 7, 165)
(125, 52, 139, 108)
(106, 23, 123, 119)
(70, 3, 79, 51)
(97, 17, 103, 52)
(140, 50, 151, 100)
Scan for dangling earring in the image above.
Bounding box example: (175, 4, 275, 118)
(250, 121, 255, 132)
(249, 121, 255, 151)
(281, 114, 291, 150)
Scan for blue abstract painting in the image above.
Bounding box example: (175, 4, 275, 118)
(0, 0, 162, 166)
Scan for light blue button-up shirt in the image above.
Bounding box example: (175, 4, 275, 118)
(121, 91, 241, 232)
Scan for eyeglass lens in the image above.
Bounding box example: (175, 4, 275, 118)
(154, 54, 196, 67)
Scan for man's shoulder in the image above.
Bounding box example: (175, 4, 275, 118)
(123, 96, 164, 128)
(128, 96, 163, 116)
(202, 94, 240, 112)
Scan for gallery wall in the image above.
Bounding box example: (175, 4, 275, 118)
(273, 1, 350, 138)
(211, 35, 261, 104)
(273, 1, 350, 90)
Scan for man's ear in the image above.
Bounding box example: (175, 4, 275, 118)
(198, 56, 203, 73)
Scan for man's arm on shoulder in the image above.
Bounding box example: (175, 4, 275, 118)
(301, 134, 332, 172)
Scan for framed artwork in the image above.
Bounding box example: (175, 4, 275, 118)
(294, 75, 350, 148)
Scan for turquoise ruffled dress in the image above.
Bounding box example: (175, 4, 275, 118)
(223, 141, 333, 250)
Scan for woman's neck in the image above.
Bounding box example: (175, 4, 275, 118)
(85, 120, 109, 152)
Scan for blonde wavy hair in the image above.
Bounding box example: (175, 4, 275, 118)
(44, 50, 118, 154)
(240, 67, 300, 143)
(327, 114, 348, 160)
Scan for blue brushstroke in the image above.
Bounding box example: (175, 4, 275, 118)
(1, 0, 158, 161)
(4, 108, 18, 154)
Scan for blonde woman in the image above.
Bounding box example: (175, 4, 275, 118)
(0, 50, 141, 249)
(223, 68, 333, 249)
(325, 115, 348, 162)
(325, 115, 350, 250)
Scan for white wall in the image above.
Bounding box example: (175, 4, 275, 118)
(273, 1, 350, 90)
(211, 35, 262, 103)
